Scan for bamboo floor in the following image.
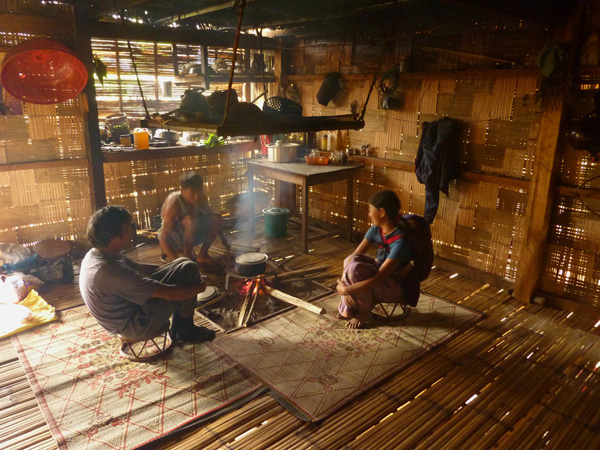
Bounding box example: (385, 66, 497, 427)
(2, 220, 600, 449)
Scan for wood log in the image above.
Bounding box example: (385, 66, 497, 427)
(195, 292, 227, 311)
(271, 265, 331, 280)
(264, 286, 326, 315)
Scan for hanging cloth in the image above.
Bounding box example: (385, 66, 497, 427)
(415, 117, 461, 223)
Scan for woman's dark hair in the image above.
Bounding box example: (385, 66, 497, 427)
(87, 205, 132, 248)
(180, 171, 203, 190)
(369, 190, 401, 221)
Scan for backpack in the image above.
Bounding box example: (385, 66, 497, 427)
(400, 214, 434, 282)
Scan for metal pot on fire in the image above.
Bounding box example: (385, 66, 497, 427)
(235, 252, 268, 276)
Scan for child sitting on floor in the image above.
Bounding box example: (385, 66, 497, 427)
(337, 190, 413, 329)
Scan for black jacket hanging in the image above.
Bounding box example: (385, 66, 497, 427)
(415, 117, 460, 223)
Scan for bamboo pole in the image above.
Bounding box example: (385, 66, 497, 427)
(237, 279, 256, 326)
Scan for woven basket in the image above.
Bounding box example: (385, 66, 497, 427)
(262, 96, 303, 118)
(33, 239, 71, 260)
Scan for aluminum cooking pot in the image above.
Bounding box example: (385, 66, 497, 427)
(235, 252, 268, 276)
(266, 141, 299, 163)
(154, 129, 179, 145)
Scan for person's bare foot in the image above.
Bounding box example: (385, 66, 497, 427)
(346, 318, 363, 329)
(195, 254, 214, 267)
(336, 313, 350, 321)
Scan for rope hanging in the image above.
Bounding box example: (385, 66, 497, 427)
(221, 0, 246, 129)
(119, 7, 151, 120)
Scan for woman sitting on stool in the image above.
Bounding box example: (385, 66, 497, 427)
(337, 190, 413, 329)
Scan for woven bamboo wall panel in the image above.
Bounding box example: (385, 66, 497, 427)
(103, 150, 266, 229)
(0, 165, 92, 244)
(541, 193, 600, 304)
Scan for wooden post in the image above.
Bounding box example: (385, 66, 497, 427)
(74, 5, 107, 210)
(513, 6, 583, 303)
(201, 45, 210, 90)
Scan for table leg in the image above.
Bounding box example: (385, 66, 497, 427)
(346, 176, 354, 242)
(247, 166, 256, 231)
(301, 178, 309, 253)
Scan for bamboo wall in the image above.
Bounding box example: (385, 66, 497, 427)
(0, 4, 92, 246)
(103, 148, 272, 230)
(291, 15, 545, 282)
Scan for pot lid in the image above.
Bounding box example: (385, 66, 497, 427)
(197, 286, 219, 301)
(262, 207, 290, 215)
(266, 142, 299, 148)
(235, 252, 268, 265)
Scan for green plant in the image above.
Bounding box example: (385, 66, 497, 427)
(203, 133, 225, 148)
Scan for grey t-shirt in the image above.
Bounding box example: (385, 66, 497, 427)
(79, 248, 161, 335)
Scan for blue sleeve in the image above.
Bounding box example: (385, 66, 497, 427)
(387, 238, 412, 264)
(364, 226, 379, 243)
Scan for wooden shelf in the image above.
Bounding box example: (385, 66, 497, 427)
(288, 69, 540, 82)
(102, 141, 258, 163)
(174, 73, 275, 87)
(349, 155, 531, 190)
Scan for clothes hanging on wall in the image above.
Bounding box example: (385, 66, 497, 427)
(415, 117, 461, 223)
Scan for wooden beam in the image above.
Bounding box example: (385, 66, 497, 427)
(75, 5, 107, 210)
(513, 4, 584, 303)
(89, 20, 279, 50)
(288, 69, 540, 82)
(0, 14, 73, 38)
(513, 105, 562, 303)
(153, 1, 236, 25)
(0, 158, 86, 173)
(433, 256, 514, 292)
(542, 293, 600, 319)
(555, 184, 600, 199)
(349, 155, 531, 190)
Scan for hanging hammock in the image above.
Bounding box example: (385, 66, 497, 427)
(151, 0, 371, 137)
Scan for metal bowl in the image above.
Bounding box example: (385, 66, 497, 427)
(234, 252, 268, 276)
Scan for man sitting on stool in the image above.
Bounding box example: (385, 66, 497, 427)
(159, 171, 230, 268)
(79, 205, 215, 343)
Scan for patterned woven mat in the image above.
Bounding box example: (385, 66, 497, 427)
(13, 307, 262, 449)
(212, 293, 483, 421)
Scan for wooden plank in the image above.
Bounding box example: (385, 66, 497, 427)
(288, 69, 540, 82)
(554, 184, 600, 199)
(0, 158, 86, 172)
(90, 20, 278, 50)
(102, 141, 257, 163)
(349, 155, 531, 190)
(75, 5, 107, 210)
(0, 14, 72, 38)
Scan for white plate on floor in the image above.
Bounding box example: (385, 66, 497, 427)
(197, 286, 219, 303)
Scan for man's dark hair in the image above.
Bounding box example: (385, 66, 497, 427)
(180, 171, 203, 190)
(87, 205, 132, 248)
(369, 190, 401, 221)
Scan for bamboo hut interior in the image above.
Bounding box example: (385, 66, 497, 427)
(2, 0, 600, 449)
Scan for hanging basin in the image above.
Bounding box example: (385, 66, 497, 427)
(0, 38, 88, 104)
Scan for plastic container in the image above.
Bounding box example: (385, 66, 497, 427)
(263, 207, 290, 238)
(305, 156, 330, 165)
(133, 128, 150, 150)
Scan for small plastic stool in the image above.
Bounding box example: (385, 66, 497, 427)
(119, 324, 173, 362)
